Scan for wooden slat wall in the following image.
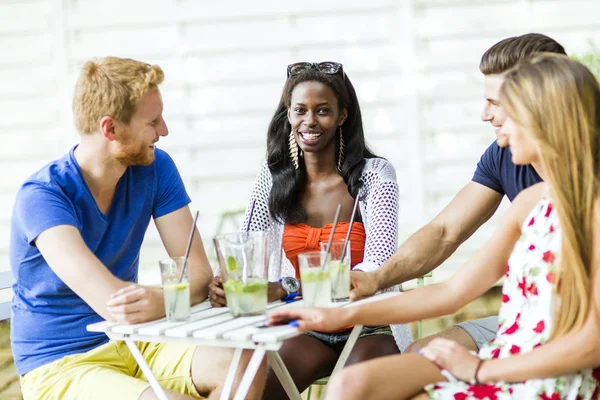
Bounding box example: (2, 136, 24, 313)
(1, 0, 599, 285)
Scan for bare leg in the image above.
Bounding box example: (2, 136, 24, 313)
(405, 326, 478, 353)
(324, 353, 445, 400)
(261, 335, 338, 400)
(345, 334, 399, 366)
(190, 346, 267, 400)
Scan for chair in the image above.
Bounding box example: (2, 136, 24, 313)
(305, 272, 433, 399)
(416, 271, 433, 340)
(0, 270, 11, 322)
(214, 208, 246, 237)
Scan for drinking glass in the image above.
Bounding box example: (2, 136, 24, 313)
(298, 251, 331, 307)
(159, 257, 191, 321)
(320, 239, 351, 302)
(213, 232, 269, 317)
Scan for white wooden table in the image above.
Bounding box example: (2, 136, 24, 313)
(87, 292, 399, 400)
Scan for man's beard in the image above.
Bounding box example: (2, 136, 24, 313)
(114, 141, 155, 167)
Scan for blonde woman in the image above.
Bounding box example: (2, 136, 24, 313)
(269, 54, 600, 399)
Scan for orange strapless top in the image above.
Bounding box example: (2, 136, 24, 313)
(283, 222, 366, 279)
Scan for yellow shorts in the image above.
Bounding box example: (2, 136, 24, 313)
(20, 340, 202, 400)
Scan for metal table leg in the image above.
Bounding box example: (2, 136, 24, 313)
(320, 324, 364, 400)
(232, 348, 267, 400)
(124, 340, 168, 400)
(220, 348, 243, 400)
(267, 351, 302, 400)
(331, 324, 363, 376)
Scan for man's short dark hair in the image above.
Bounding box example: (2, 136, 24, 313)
(480, 33, 567, 75)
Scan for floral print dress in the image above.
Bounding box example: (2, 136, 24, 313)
(426, 198, 600, 400)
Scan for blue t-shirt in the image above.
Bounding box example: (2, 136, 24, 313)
(472, 141, 542, 201)
(9, 146, 190, 375)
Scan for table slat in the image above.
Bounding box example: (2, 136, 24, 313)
(87, 320, 119, 333)
(192, 315, 266, 340)
(137, 307, 232, 335)
(165, 313, 236, 338)
(251, 326, 299, 343)
(88, 301, 214, 334)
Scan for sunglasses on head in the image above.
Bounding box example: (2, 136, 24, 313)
(286, 62, 344, 79)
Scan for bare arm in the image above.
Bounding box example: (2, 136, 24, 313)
(35, 225, 132, 321)
(480, 308, 600, 383)
(154, 205, 213, 305)
(478, 200, 600, 382)
(375, 182, 503, 288)
(271, 185, 543, 330)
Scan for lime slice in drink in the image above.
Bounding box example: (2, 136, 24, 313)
(227, 256, 239, 272)
(224, 278, 267, 293)
(330, 260, 349, 273)
(166, 283, 188, 291)
(301, 269, 330, 284)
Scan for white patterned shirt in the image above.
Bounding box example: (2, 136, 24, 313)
(241, 157, 413, 351)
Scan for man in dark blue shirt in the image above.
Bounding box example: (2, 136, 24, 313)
(472, 142, 542, 202)
(351, 33, 566, 353)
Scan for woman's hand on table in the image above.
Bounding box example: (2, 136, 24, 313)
(106, 284, 164, 324)
(268, 306, 349, 332)
(208, 276, 227, 307)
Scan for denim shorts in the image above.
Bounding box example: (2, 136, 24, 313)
(304, 325, 393, 352)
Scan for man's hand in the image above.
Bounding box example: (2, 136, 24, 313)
(349, 270, 379, 301)
(268, 306, 349, 332)
(419, 338, 481, 382)
(106, 284, 165, 324)
(209, 277, 227, 307)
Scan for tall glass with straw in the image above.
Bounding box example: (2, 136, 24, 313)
(159, 210, 199, 322)
(299, 204, 343, 307)
(324, 195, 360, 302)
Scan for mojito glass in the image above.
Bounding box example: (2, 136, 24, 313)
(213, 232, 269, 317)
(298, 251, 331, 307)
(320, 240, 351, 302)
(159, 257, 191, 321)
(223, 278, 268, 317)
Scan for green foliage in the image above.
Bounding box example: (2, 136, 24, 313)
(572, 42, 600, 80)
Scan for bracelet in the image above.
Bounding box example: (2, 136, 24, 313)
(473, 359, 485, 385)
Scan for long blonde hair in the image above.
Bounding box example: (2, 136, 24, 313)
(501, 54, 600, 339)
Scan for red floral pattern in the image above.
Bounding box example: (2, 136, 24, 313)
(427, 199, 599, 399)
(543, 251, 556, 264)
(540, 393, 561, 400)
(533, 320, 545, 333)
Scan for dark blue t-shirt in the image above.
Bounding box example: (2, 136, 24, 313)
(9, 146, 190, 375)
(472, 141, 543, 201)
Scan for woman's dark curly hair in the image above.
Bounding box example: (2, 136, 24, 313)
(266, 68, 378, 224)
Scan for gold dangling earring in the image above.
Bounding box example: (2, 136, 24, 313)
(289, 131, 299, 170)
(337, 126, 344, 172)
